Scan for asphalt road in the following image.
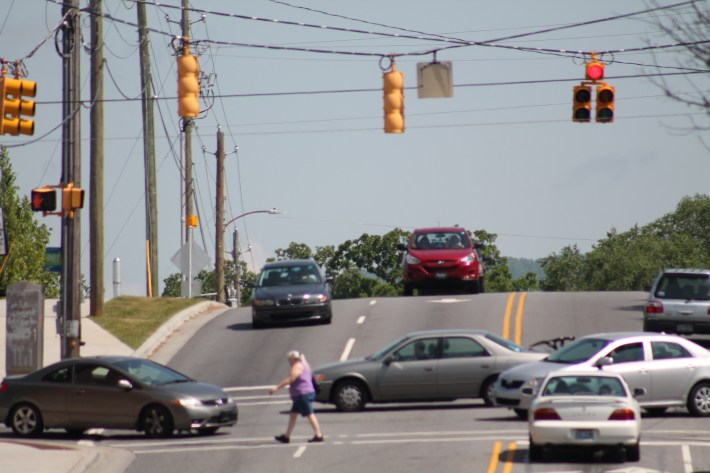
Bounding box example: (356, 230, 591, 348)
(14, 291, 710, 473)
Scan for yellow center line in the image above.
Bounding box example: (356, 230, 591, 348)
(514, 292, 527, 346)
(502, 442, 517, 473)
(502, 293, 516, 340)
(485, 441, 502, 473)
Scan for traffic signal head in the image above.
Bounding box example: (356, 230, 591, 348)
(177, 53, 200, 118)
(0, 77, 36, 136)
(585, 61, 604, 81)
(383, 69, 404, 133)
(62, 185, 85, 218)
(31, 187, 57, 212)
(596, 84, 615, 123)
(572, 85, 592, 122)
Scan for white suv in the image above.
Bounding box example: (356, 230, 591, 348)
(644, 268, 710, 335)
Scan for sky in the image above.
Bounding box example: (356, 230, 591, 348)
(0, 0, 708, 298)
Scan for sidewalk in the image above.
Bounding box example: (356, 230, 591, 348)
(0, 298, 229, 473)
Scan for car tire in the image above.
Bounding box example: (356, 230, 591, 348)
(528, 437, 544, 462)
(687, 381, 710, 416)
(10, 403, 44, 437)
(141, 404, 174, 438)
(480, 376, 497, 406)
(64, 428, 87, 437)
(478, 278, 485, 294)
(643, 407, 667, 416)
(626, 442, 640, 462)
(196, 427, 220, 436)
(514, 408, 528, 420)
(642, 320, 658, 332)
(252, 318, 265, 329)
(403, 284, 414, 296)
(468, 281, 479, 295)
(333, 379, 368, 412)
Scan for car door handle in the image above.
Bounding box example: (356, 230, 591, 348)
(481, 365, 491, 369)
(424, 367, 433, 372)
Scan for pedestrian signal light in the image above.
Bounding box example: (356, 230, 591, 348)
(585, 61, 604, 81)
(31, 187, 57, 212)
(596, 84, 615, 123)
(383, 69, 404, 133)
(62, 184, 85, 218)
(0, 77, 36, 136)
(177, 50, 200, 118)
(572, 85, 592, 123)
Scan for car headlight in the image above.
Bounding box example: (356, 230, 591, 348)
(303, 293, 327, 303)
(177, 397, 203, 408)
(253, 298, 275, 307)
(460, 253, 476, 263)
(405, 254, 421, 265)
(523, 377, 545, 395)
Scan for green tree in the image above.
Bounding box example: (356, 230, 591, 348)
(331, 267, 380, 299)
(333, 228, 409, 286)
(473, 229, 513, 292)
(162, 273, 181, 297)
(269, 242, 313, 261)
(0, 147, 58, 297)
(540, 244, 585, 291)
(513, 272, 539, 292)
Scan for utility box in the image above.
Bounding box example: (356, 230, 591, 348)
(417, 61, 453, 98)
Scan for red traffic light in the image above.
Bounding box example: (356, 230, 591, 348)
(31, 188, 57, 212)
(585, 61, 604, 81)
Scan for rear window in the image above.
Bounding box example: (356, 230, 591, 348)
(412, 231, 471, 250)
(546, 337, 611, 364)
(655, 273, 710, 301)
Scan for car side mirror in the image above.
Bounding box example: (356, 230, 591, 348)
(326, 277, 334, 284)
(117, 379, 133, 390)
(473, 242, 484, 249)
(396, 243, 407, 251)
(633, 387, 646, 398)
(521, 387, 534, 396)
(595, 356, 614, 369)
(244, 281, 256, 289)
(383, 355, 395, 365)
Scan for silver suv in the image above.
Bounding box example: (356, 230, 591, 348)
(644, 268, 710, 335)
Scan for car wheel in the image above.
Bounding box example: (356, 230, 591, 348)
(403, 284, 414, 296)
(333, 379, 367, 412)
(687, 381, 710, 416)
(478, 278, 485, 294)
(643, 407, 667, 416)
(528, 437, 544, 462)
(626, 442, 640, 462)
(642, 320, 658, 332)
(514, 408, 528, 420)
(468, 281, 479, 294)
(64, 428, 87, 437)
(252, 318, 265, 329)
(10, 403, 44, 437)
(196, 427, 219, 436)
(141, 404, 174, 438)
(480, 376, 497, 406)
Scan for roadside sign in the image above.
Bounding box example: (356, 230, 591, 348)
(44, 247, 62, 272)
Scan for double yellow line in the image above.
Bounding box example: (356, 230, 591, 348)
(486, 441, 517, 473)
(502, 292, 527, 345)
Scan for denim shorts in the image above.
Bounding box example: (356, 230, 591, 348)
(290, 392, 316, 417)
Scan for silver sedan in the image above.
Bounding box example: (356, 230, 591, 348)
(313, 329, 547, 411)
(528, 370, 643, 462)
(0, 356, 238, 438)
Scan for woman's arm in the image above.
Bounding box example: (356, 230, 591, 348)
(269, 362, 303, 394)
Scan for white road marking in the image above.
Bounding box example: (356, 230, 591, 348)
(427, 298, 469, 303)
(356, 316, 366, 324)
(682, 444, 693, 473)
(340, 338, 356, 361)
(369, 300, 377, 306)
(293, 446, 307, 458)
(224, 385, 275, 392)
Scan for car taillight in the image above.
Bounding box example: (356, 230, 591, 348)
(0, 382, 7, 394)
(645, 301, 663, 314)
(533, 408, 561, 420)
(608, 408, 635, 420)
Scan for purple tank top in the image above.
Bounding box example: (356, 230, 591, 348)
(289, 360, 315, 397)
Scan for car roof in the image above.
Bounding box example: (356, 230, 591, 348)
(580, 331, 682, 341)
(413, 227, 469, 234)
(658, 268, 710, 276)
(544, 370, 625, 379)
(405, 328, 491, 338)
(262, 259, 318, 268)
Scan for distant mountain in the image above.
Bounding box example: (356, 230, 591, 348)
(506, 257, 544, 280)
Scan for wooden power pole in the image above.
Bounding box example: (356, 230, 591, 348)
(181, 0, 193, 245)
(215, 129, 224, 303)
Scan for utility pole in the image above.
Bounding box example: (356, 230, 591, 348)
(215, 129, 224, 303)
(89, 0, 104, 318)
(138, 1, 158, 297)
(181, 0, 193, 245)
(61, 0, 82, 358)
(232, 228, 240, 306)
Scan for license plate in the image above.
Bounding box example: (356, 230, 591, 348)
(435, 272, 447, 279)
(574, 429, 595, 440)
(677, 323, 693, 333)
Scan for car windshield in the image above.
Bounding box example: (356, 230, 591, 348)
(545, 338, 611, 364)
(412, 232, 471, 250)
(368, 335, 408, 361)
(259, 264, 322, 286)
(655, 273, 710, 301)
(114, 359, 192, 386)
(485, 332, 526, 352)
(542, 375, 627, 397)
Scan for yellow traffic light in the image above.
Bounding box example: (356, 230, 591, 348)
(0, 76, 36, 136)
(383, 68, 404, 133)
(596, 84, 615, 123)
(62, 183, 85, 219)
(572, 85, 592, 123)
(177, 49, 200, 118)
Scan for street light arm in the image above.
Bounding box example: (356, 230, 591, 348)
(224, 208, 279, 228)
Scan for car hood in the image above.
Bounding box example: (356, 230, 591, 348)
(156, 381, 229, 399)
(408, 248, 473, 261)
(313, 357, 371, 375)
(254, 283, 328, 298)
(500, 360, 587, 381)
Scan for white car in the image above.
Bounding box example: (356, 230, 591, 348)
(528, 369, 642, 462)
(493, 331, 710, 418)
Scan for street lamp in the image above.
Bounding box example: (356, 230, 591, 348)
(219, 208, 280, 306)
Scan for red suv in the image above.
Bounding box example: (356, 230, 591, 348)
(398, 227, 485, 296)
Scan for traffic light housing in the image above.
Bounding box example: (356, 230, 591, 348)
(0, 77, 36, 136)
(585, 61, 604, 82)
(596, 84, 615, 123)
(31, 187, 57, 212)
(572, 85, 592, 123)
(177, 49, 200, 118)
(383, 68, 404, 133)
(62, 184, 84, 218)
